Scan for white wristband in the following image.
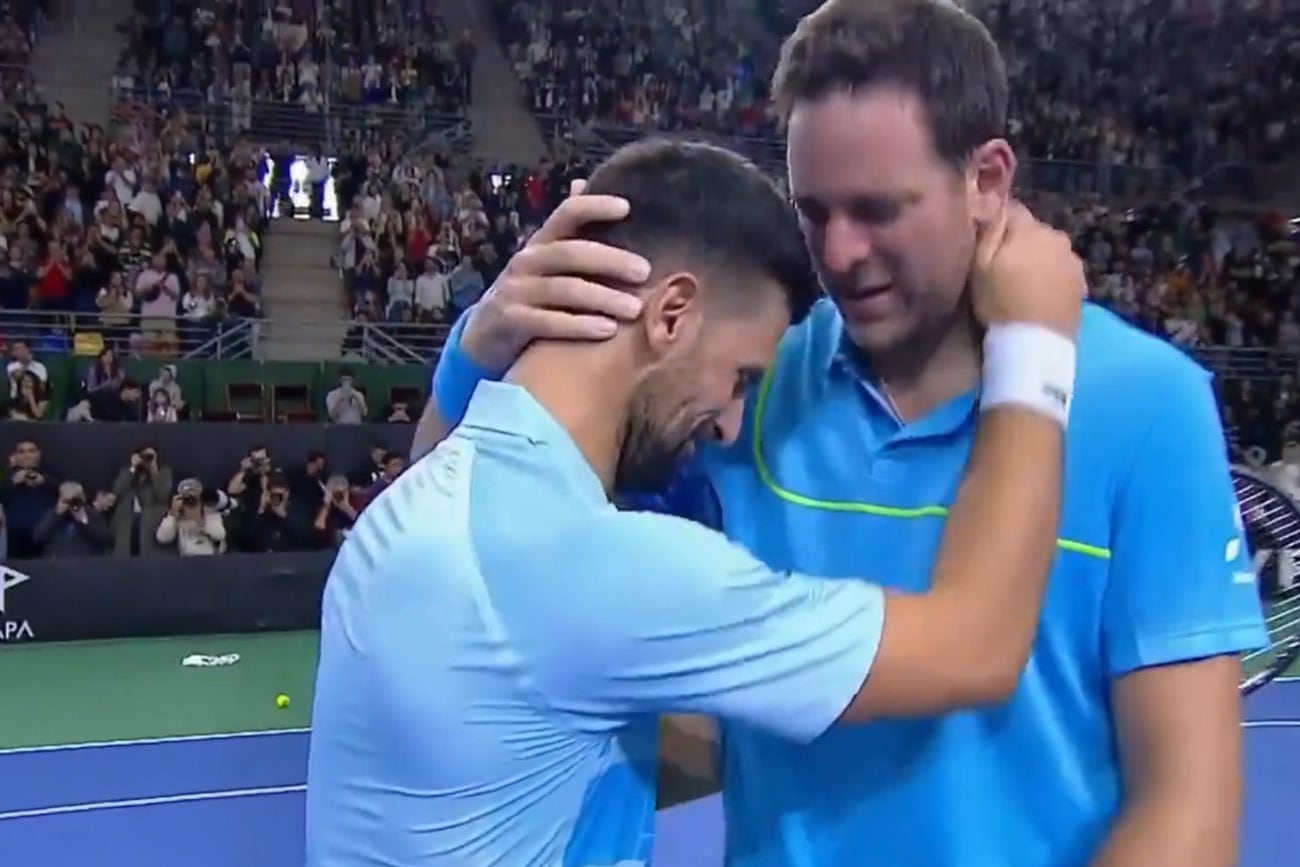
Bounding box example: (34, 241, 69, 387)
(980, 322, 1076, 428)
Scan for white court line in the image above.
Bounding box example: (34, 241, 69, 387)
(0, 727, 310, 757)
(1243, 720, 1300, 729)
(0, 784, 306, 822)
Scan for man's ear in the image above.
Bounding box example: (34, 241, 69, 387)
(640, 272, 704, 360)
(966, 138, 1016, 224)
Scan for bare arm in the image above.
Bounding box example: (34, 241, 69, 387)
(410, 394, 452, 462)
(1089, 658, 1243, 867)
(842, 405, 1061, 720)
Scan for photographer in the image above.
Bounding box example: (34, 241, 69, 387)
(249, 472, 312, 553)
(108, 445, 174, 557)
(227, 445, 274, 550)
(32, 482, 111, 558)
(155, 478, 227, 556)
(313, 475, 359, 548)
(0, 440, 59, 559)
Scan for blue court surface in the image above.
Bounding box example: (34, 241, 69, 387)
(0, 679, 1297, 866)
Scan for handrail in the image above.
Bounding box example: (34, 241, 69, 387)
(6, 306, 1294, 375)
(181, 318, 257, 360)
(109, 85, 473, 153)
(360, 324, 429, 364)
(535, 115, 1274, 200)
(0, 309, 262, 359)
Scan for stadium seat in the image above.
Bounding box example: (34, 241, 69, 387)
(226, 382, 267, 421)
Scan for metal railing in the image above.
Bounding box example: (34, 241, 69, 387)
(8, 305, 1296, 376)
(111, 86, 473, 154)
(0, 310, 258, 360)
(1192, 346, 1300, 382)
(539, 115, 1280, 201)
(344, 321, 450, 363)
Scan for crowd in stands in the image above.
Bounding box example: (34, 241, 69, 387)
(111, 0, 473, 143)
(493, 0, 1298, 189)
(330, 143, 595, 333)
(3, 0, 1300, 562)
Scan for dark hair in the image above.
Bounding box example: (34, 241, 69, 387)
(578, 139, 818, 322)
(771, 0, 1007, 165)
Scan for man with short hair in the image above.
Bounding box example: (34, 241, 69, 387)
(415, 1, 1267, 865)
(5, 339, 47, 400)
(309, 137, 1086, 865)
(325, 368, 368, 424)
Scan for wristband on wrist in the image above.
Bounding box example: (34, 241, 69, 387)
(432, 310, 500, 427)
(979, 322, 1076, 428)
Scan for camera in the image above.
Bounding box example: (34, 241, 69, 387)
(181, 494, 199, 507)
(66, 496, 84, 509)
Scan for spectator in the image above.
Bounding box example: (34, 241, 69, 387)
(98, 378, 147, 422)
(357, 452, 405, 510)
(0, 440, 58, 559)
(348, 444, 389, 491)
(249, 471, 311, 552)
(0, 501, 8, 562)
(32, 481, 111, 558)
(6, 340, 47, 398)
(83, 347, 126, 420)
(326, 368, 369, 424)
(135, 251, 181, 356)
(107, 445, 173, 557)
(155, 478, 226, 556)
(386, 261, 415, 320)
(288, 451, 329, 505)
(96, 270, 134, 334)
(414, 256, 450, 322)
(147, 388, 179, 423)
(384, 399, 414, 424)
(147, 365, 186, 419)
(313, 474, 359, 548)
(7, 371, 47, 420)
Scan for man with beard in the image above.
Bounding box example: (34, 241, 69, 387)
(413, 2, 1268, 865)
(307, 137, 1086, 866)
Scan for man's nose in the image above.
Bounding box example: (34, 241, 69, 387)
(820, 213, 873, 276)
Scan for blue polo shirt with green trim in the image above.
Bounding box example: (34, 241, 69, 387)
(690, 298, 1268, 867)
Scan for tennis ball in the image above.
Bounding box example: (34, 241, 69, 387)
(276, 693, 290, 709)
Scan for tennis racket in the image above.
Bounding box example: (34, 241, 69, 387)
(1233, 464, 1300, 695)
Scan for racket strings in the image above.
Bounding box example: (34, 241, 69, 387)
(1233, 470, 1300, 694)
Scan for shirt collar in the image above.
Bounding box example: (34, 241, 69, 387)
(822, 309, 978, 441)
(460, 381, 610, 507)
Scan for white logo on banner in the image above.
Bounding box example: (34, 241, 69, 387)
(0, 564, 34, 641)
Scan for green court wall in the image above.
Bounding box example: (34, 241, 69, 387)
(37, 357, 429, 421)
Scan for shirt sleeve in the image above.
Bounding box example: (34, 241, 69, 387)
(1102, 365, 1270, 678)
(514, 510, 884, 744)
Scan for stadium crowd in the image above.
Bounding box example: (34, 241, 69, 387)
(491, 0, 1298, 185)
(2, 0, 1299, 564)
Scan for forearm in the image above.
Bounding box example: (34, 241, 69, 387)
(1090, 794, 1236, 867)
(928, 406, 1062, 691)
(410, 394, 453, 462)
(867, 406, 1064, 716)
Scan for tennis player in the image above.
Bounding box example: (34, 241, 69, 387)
(307, 138, 1086, 866)
(416, 3, 1270, 865)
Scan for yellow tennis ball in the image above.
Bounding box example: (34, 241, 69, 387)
(276, 693, 290, 709)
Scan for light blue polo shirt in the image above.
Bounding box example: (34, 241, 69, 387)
(691, 299, 1269, 867)
(305, 380, 886, 867)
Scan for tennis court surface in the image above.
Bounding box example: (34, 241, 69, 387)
(1, 631, 1296, 867)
